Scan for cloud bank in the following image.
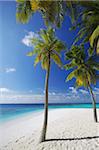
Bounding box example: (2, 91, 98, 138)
(0, 87, 99, 104)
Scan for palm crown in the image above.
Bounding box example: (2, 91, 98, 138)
(16, 0, 99, 55)
(16, 0, 65, 27)
(65, 45, 99, 88)
(27, 27, 66, 70)
(73, 1, 99, 54)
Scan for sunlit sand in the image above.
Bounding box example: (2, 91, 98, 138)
(0, 108, 99, 150)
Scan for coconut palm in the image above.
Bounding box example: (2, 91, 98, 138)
(16, 0, 65, 27)
(26, 27, 66, 142)
(64, 45, 99, 122)
(16, 0, 99, 52)
(16, 0, 81, 27)
(73, 1, 99, 55)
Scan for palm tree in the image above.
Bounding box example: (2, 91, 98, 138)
(26, 27, 66, 142)
(16, 0, 99, 53)
(72, 1, 99, 55)
(16, 0, 65, 27)
(16, 0, 82, 28)
(64, 45, 99, 122)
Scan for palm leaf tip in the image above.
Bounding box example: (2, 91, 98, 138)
(26, 51, 33, 56)
(34, 55, 41, 67)
(66, 71, 75, 82)
(41, 59, 48, 70)
(89, 25, 99, 48)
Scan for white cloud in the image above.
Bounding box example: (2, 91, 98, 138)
(5, 68, 16, 73)
(0, 88, 10, 93)
(79, 89, 88, 95)
(43, 90, 56, 96)
(52, 92, 56, 95)
(69, 87, 77, 94)
(0, 67, 16, 73)
(22, 31, 39, 47)
(94, 88, 99, 95)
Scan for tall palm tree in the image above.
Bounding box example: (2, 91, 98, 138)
(64, 45, 99, 122)
(26, 27, 66, 142)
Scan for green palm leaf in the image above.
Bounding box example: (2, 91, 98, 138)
(51, 53, 62, 67)
(64, 62, 76, 70)
(66, 70, 77, 81)
(26, 49, 39, 56)
(23, 27, 65, 70)
(65, 45, 98, 89)
(34, 55, 41, 67)
(16, 0, 32, 24)
(41, 56, 48, 70)
(89, 26, 99, 52)
(54, 40, 66, 53)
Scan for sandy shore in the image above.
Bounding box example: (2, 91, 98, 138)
(0, 108, 99, 150)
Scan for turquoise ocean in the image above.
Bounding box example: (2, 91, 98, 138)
(0, 104, 99, 123)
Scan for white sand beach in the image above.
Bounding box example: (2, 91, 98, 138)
(0, 108, 99, 150)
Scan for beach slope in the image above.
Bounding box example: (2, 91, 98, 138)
(0, 109, 99, 150)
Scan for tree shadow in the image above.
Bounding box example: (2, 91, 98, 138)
(45, 136, 99, 142)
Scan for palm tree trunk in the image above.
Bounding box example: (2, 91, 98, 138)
(39, 54, 50, 143)
(88, 85, 98, 122)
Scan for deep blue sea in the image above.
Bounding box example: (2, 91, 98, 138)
(0, 103, 99, 123)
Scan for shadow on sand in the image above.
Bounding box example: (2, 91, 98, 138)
(45, 136, 99, 142)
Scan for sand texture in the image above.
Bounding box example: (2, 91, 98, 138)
(0, 109, 99, 150)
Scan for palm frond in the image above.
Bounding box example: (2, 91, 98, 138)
(34, 54, 42, 67)
(51, 53, 62, 67)
(65, 45, 98, 89)
(41, 56, 48, 70)
(16, 0, 33, 23)
(89, 26, 99, 50)
(54, 40, 66, 53)
(64, 61, 76, 70)
(66, 69, 77, 82)
(26, 48, 39, 56)
(22, 27, 65, 70)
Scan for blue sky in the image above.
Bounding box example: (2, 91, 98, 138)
(0, 1, 99, 104)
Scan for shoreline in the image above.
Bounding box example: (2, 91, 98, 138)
(0, 109, 43, 125)
(1, 107, 97, 125)
(0, 108, 99, 150)
(1, 104, 99, 124)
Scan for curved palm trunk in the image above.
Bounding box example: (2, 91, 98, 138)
(88, 85, 98, 122)
(39, 54, 50, 143)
